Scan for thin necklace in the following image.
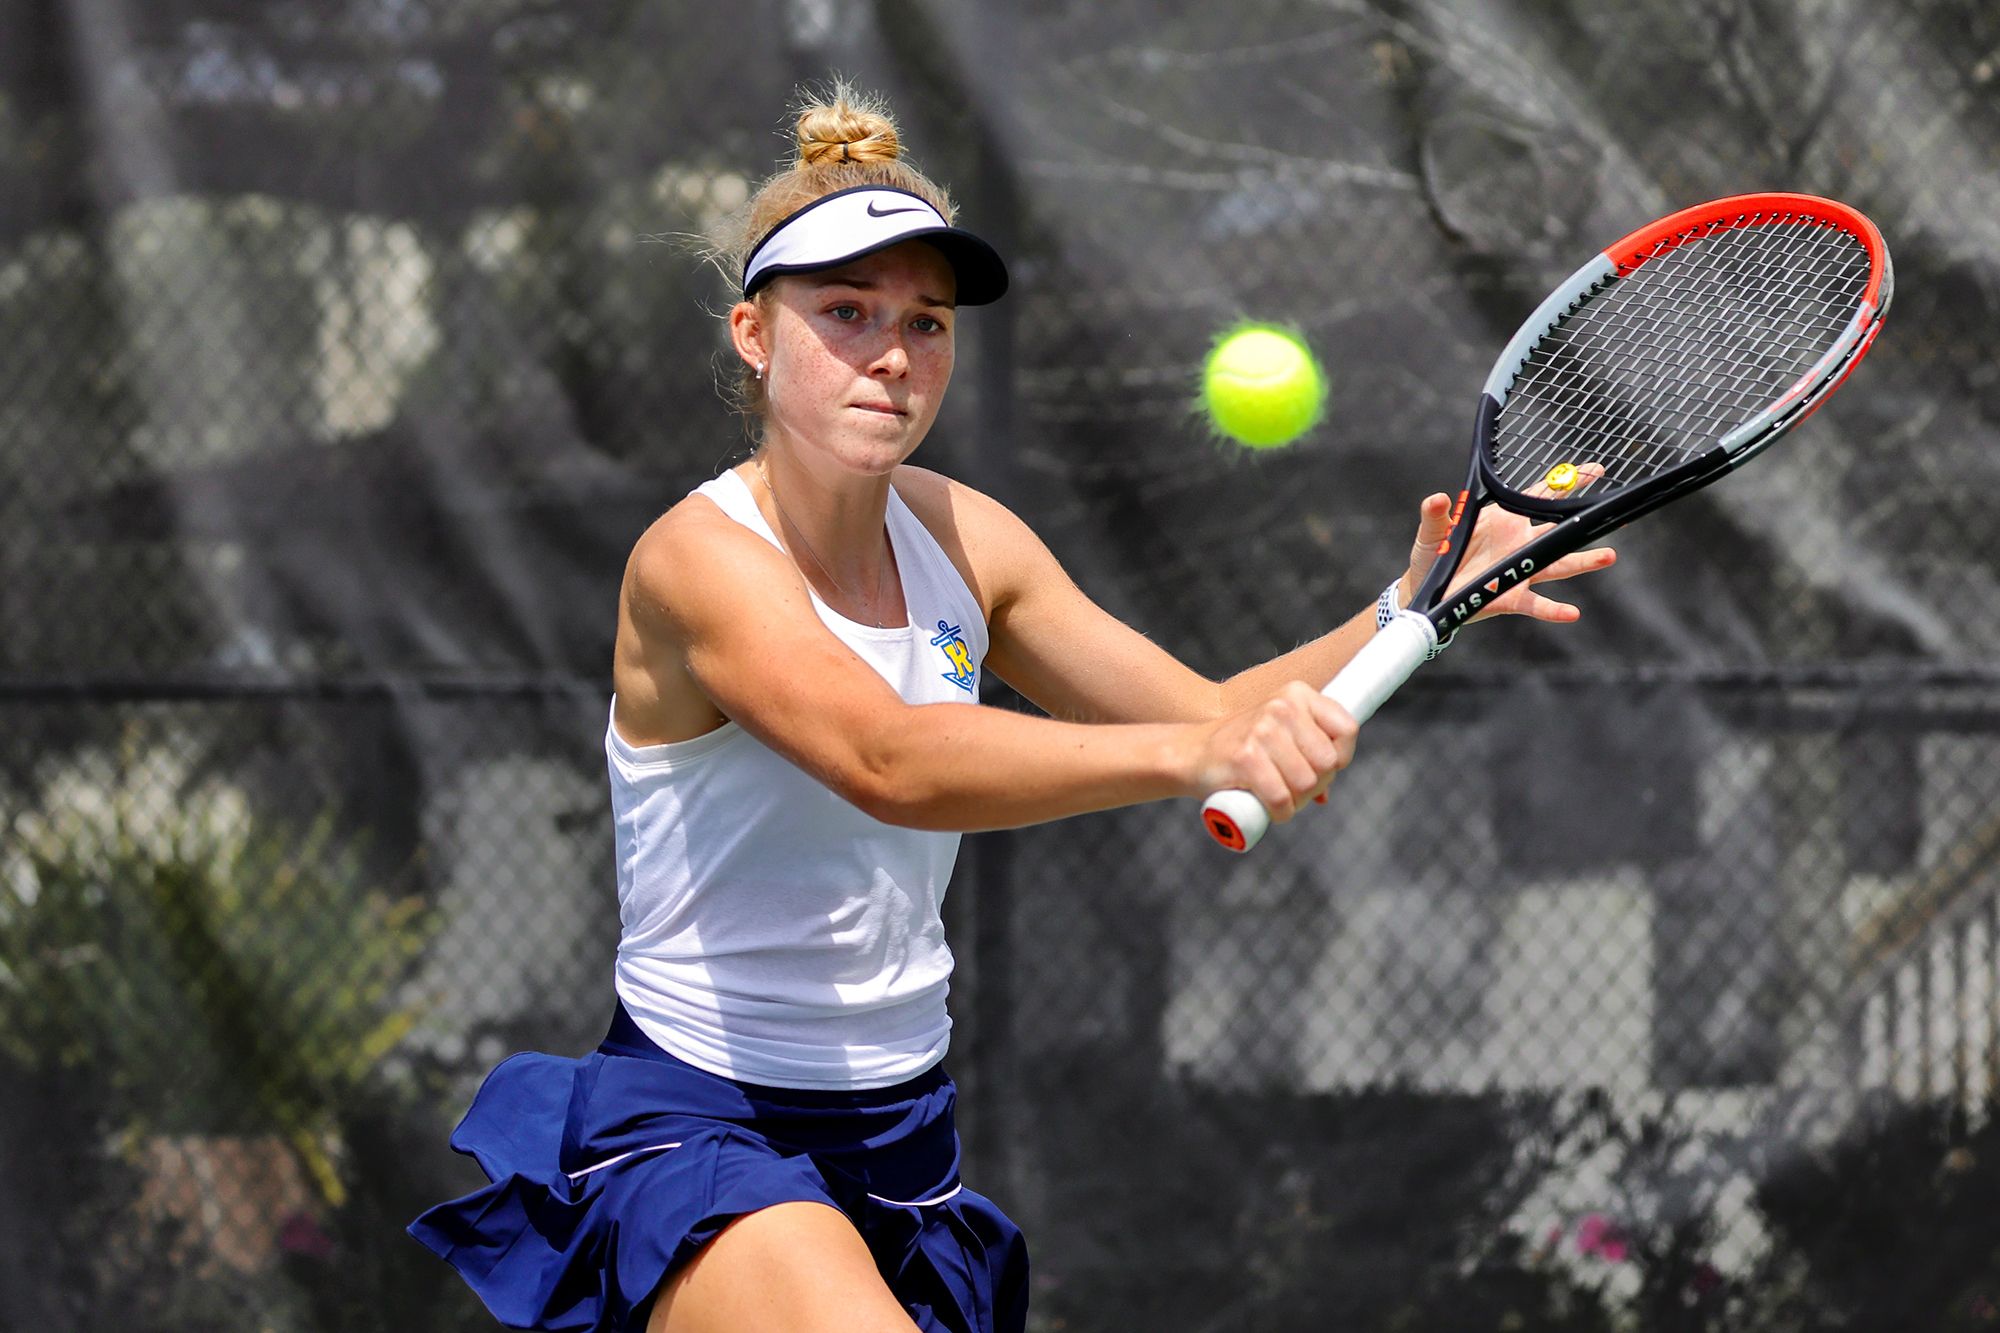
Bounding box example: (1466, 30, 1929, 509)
(756, 456, 894, 628)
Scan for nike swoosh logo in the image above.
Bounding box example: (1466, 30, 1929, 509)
(866, 201, 926, 218)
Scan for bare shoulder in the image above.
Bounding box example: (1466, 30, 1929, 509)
(891, 465, 1051, 618)
(625, 482, 778, 627)
(891, 463, 1015, 531)
(613, 480, 793, 746)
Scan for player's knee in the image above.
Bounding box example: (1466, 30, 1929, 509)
(648, 1201, 919, 1333)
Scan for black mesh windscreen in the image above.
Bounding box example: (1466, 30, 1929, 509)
(5, 2, 2000, 1329)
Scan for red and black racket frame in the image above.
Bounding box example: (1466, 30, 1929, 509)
(1410, 192, 1894, 644)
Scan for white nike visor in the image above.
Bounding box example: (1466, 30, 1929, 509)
(741, 186, 1009, 306)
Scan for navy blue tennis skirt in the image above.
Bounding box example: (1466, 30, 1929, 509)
(408, 1004, 1027, 1333)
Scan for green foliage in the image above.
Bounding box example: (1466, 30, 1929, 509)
(0, 739, 436, 1205)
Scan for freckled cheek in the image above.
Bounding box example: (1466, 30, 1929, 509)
(786, 331, 852, 383)
(767, 355, 851, 416)
(914, 343, 955, 390)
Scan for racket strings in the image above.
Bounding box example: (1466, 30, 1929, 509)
(1588, 223, 1864, 408)
(1501, 220, 1865, 487)
(1491, 214, 1871, 498)
(1518, 226, 1860, 481)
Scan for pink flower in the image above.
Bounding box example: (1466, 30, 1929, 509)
(1574, 1213, 1629, 1263)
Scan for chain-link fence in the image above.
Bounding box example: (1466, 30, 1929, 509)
(4, 1, 1999, 1329)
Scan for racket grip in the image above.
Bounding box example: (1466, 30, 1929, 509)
(1199, 610, 1438, 853)
(1322, 609, 1438, 724)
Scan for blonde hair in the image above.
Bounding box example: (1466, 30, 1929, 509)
(714, 82, 959, 424)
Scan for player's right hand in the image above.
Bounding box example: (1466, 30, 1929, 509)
(1187, 681, 1358, 822)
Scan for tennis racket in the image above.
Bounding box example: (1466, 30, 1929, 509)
(1202, 191, 1892, 852)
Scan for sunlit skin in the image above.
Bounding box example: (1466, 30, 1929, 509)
(622, 236, 1611, 789)
(623, 224, 1617, 1333)
(651, 243, 964, 1333)
(727, 242, 958, 621)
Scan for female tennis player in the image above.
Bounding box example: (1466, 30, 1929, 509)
(409, 83, 1614, 1333)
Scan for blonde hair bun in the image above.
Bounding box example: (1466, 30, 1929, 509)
(794, 84, 902, 168)
(713, 81, 969, 431)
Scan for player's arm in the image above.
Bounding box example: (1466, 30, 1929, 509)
(898, 470, 1301, 724)
(944, 479, 1613, 724)
(625, 501, 1354, 833)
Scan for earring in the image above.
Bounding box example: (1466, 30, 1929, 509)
(755, 363, 766, 380)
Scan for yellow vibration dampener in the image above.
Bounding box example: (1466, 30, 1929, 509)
(1545, 462, 1580, 492)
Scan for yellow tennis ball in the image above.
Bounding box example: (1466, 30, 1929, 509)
(1201, 324, 1326, 449)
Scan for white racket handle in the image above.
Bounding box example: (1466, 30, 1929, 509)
(1199, 610, 1438, 852)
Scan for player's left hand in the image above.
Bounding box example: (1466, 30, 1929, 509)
(1397, 472, 1618, 623)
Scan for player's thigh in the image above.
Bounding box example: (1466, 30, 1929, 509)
(646, 1199, 920, 1333)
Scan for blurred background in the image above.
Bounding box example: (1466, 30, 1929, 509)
(3, 1, 1999, 1329)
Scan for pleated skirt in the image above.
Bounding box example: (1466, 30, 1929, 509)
(409, 1004, 1028, 1333)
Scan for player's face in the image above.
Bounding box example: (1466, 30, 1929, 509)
(751, 242, 957, 474)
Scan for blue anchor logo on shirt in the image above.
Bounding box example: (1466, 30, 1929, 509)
(931, 620, 977, 693)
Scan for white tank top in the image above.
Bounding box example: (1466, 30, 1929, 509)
(608, 468, 988, 1089)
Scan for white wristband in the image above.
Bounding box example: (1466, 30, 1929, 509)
(1375, 577, 1402, 630)
(1377, 577, 1449, 657)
